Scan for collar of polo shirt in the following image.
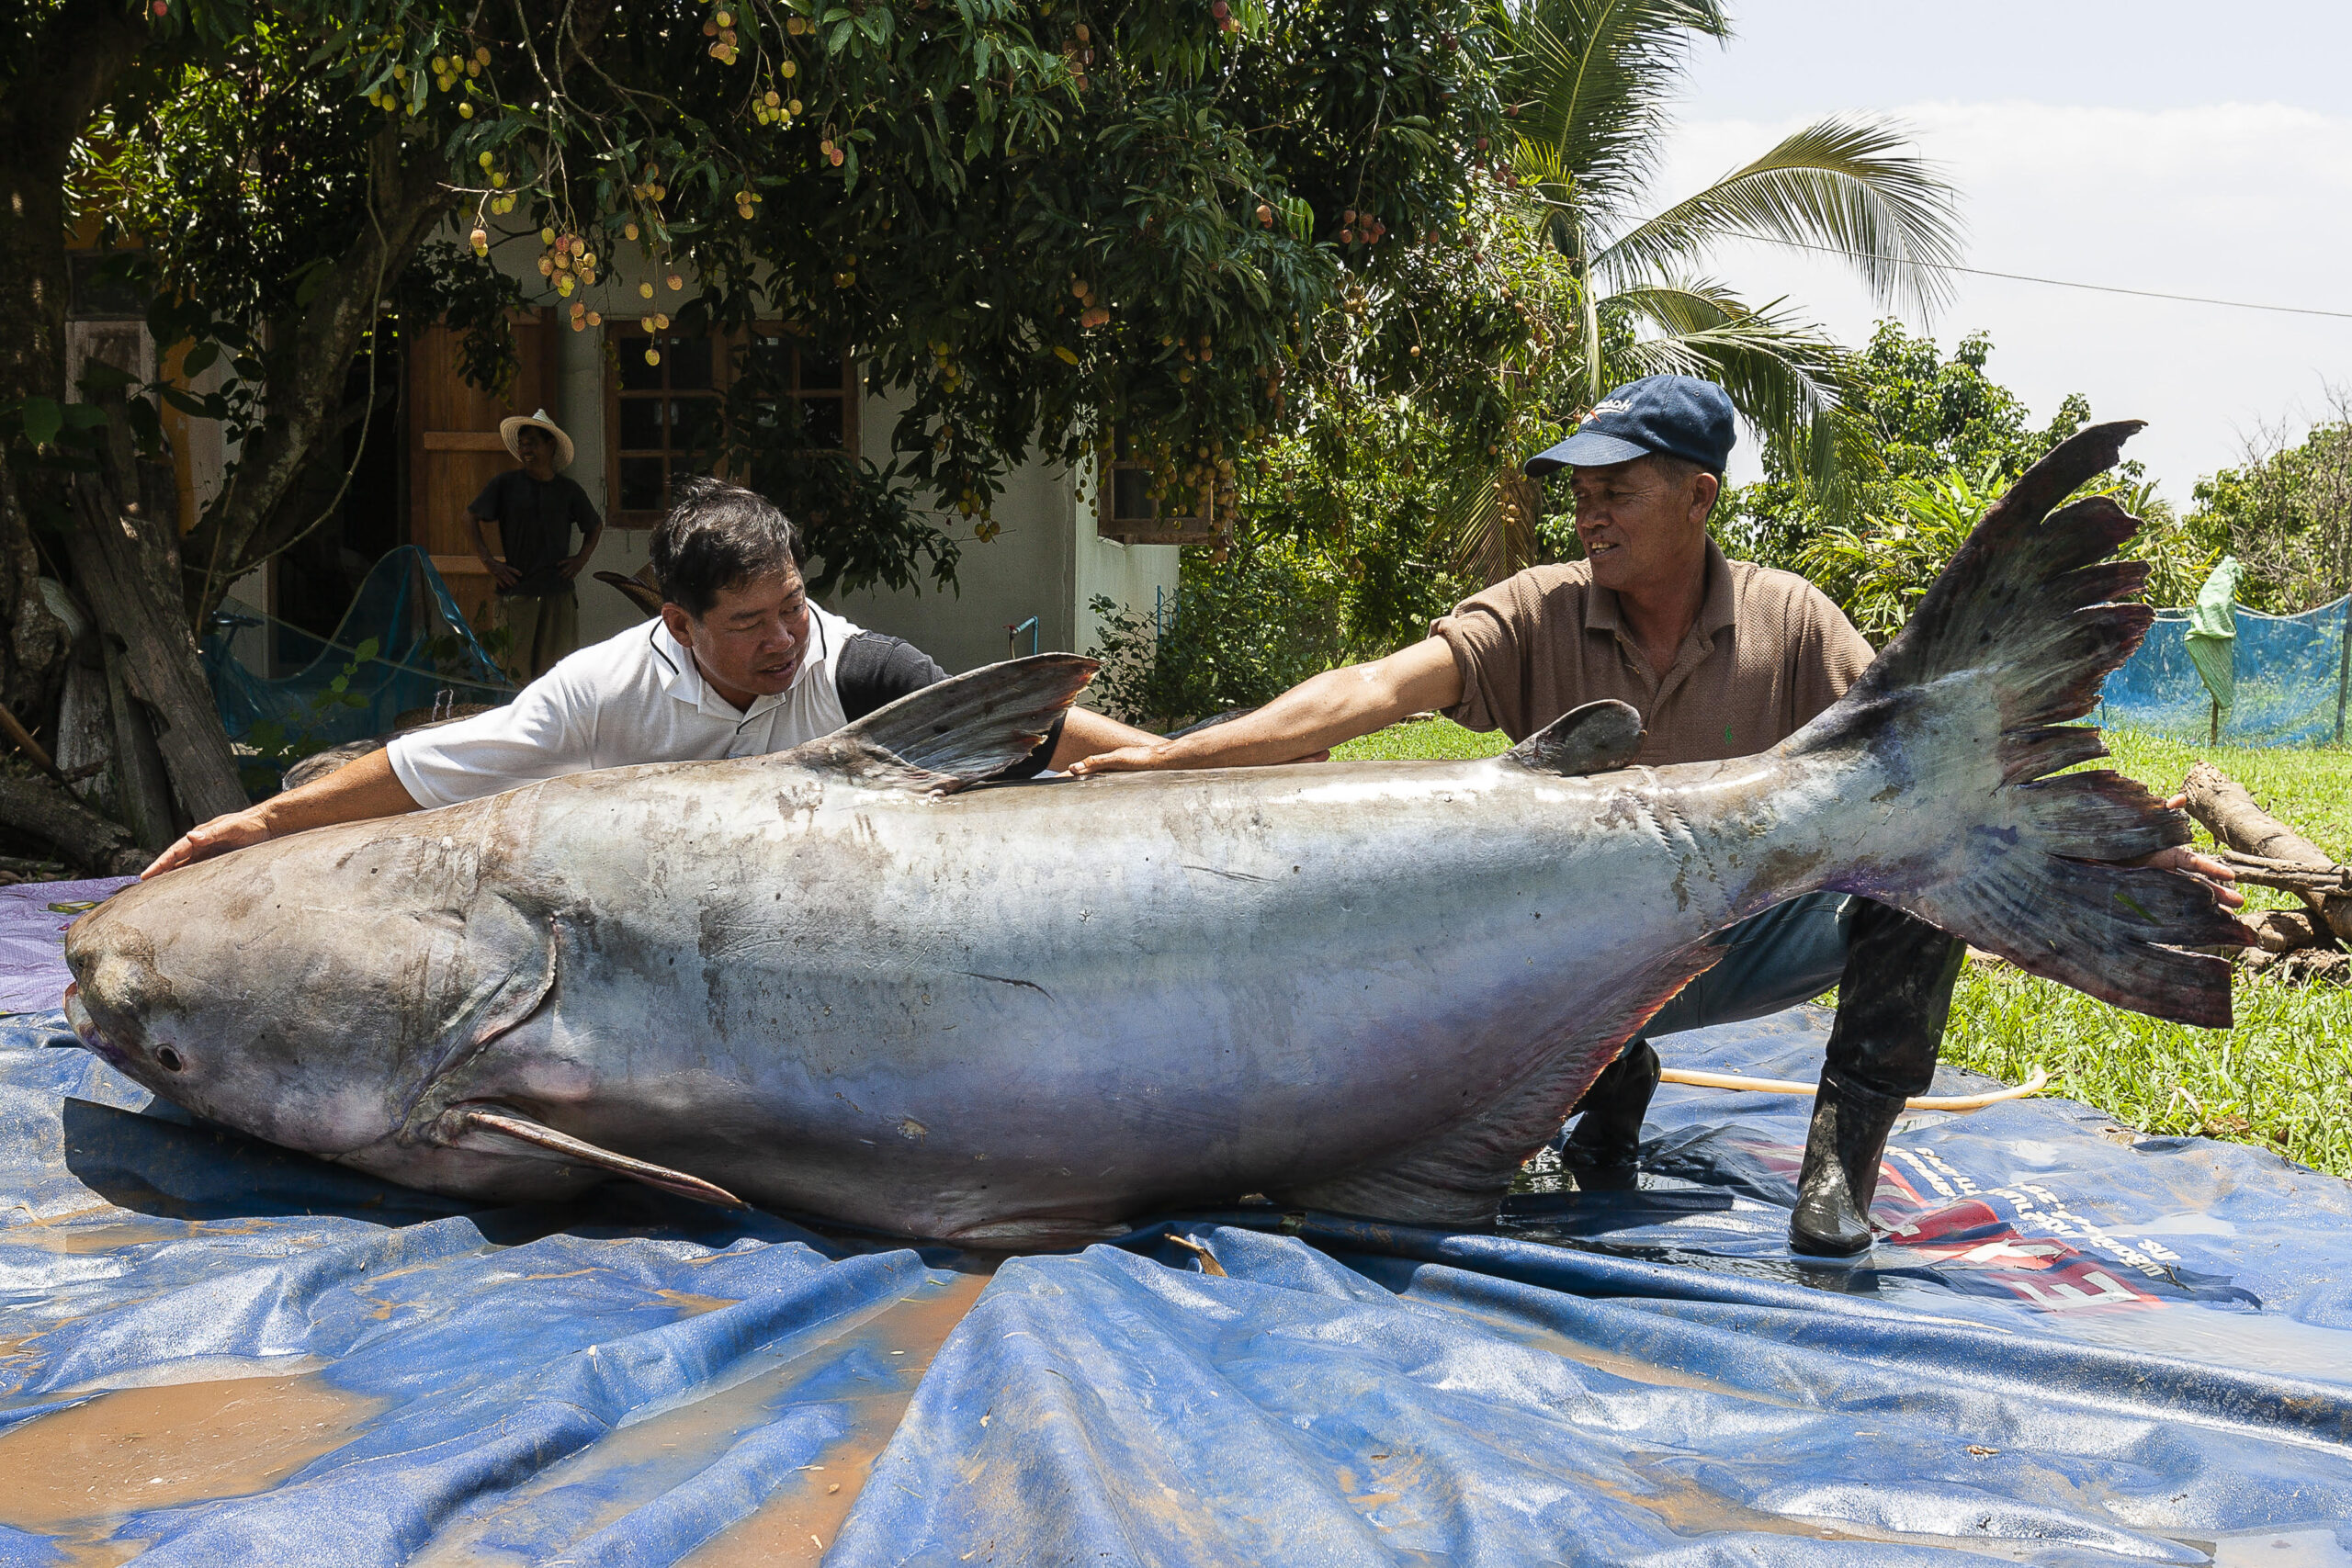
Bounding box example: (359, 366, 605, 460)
(649, 615, 824, 720)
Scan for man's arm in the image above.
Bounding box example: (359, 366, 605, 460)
(470, 512, 521, 589)
(1068, 636, 1464, 775)
(141, 750, 422, 878)
(560, 492, 605, 581)
(1050, 707, 1160, 771)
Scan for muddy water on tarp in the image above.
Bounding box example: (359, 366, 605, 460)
(679, 1266, 993, 1568)
(0, 1371, 386, 1537)
(401, 1262, 994, 1566)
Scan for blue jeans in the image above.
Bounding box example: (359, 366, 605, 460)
(1640, 893, 1956, 1100)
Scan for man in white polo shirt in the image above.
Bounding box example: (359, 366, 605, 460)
(143, 476, 1159, 876)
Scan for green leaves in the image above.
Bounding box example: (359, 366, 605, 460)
(17, 399, 63, 451)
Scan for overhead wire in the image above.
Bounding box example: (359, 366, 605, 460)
(1737, 234, 2352, 321)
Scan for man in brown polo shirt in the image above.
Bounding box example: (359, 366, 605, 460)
(1071, 376, 1978, 1257)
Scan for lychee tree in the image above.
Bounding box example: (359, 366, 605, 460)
(1, 0, 1515, 869)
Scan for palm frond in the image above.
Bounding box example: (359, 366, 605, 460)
(1495, 0, 1731, 228)
(1609, 278, 1878, 517)
(1433, 462, 1544, 587)
(1594, 114, 1964, 320)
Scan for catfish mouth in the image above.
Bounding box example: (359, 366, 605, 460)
(62, 982, 135, 1072)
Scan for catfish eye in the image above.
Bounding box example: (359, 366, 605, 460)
(155, 1046, 185, 1073)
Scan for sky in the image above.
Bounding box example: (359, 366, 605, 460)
(1642, 1, 2352, 503)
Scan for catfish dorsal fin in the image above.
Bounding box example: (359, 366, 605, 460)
(447, 1104, 748, 1210)
(1502, 700, 1643, 776)
(790, 652, 1099, 794)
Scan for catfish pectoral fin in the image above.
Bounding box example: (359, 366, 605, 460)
(445, 1105, 750, 1210)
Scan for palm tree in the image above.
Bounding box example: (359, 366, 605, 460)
(1449, 0, 1965, 581)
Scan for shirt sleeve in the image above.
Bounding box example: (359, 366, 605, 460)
(569, 477, 603, 533)
(385, 673, 595, 809)
(467, 470, 510, 522)
(1430, 577, 1538, 739)
(834, 632, 948, 723)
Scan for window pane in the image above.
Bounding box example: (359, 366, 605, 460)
(666, 335, 715, 390)
(673, 395, 724, 457)
(799, 394, 843, 450)
(808, 353, 853, 391)
(617, 343, 663, 392)
(619, 457, 667, 512)
(1111, 466, 1156, 524)
(741, 333, 794, 385)
(617, 396, 663, 453)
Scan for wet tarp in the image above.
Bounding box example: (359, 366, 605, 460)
(2, 881, 2348, 1564)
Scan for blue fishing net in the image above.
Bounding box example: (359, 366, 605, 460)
(201, 546, 514, 796)
(2100, 592, 2352, 747)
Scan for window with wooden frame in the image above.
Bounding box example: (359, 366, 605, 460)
(1093, 426, 1225, 546)
(605, 323, 857, 526)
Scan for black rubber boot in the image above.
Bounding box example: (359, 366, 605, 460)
(1790, 900, 1967, 1256)
(1560, 1037, 1660, 1178)
(1789, 1067, 1908, 1256)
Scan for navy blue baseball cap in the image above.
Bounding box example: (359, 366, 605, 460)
(1523, 375, 1736, 477)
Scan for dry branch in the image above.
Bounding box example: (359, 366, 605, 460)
(2182, 761, 2352, 943)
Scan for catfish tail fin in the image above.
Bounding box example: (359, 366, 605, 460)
(1791, 421, 2248, 1027)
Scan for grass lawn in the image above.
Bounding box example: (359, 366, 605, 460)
(1343, 717, 2352, 1179)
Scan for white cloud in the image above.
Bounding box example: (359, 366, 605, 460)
(1646, 100, 2352, 502)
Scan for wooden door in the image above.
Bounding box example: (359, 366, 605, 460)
(407, 310, 560, 633)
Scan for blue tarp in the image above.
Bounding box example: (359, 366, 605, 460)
(3, 881, 2349, 1564)
(2102, 593, 2352, 747)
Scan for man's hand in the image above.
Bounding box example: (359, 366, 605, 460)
(2141, 793, 2245, 908)
(559, 551, 593, 581)
(481, 556, 522, 589)
(142, 807, 272, 879)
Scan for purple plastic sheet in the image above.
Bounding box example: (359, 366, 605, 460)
(0, 876, 131, 1015)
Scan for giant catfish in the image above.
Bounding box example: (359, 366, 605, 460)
(62, 424, 2246, 1246)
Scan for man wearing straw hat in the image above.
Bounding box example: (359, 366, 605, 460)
(471, 409, 604, 681)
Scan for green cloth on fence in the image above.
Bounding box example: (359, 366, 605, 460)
(2185, 555, 2243, 712)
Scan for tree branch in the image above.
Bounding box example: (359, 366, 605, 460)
(181, 120, 456, 621)
(0, 761, 146, 877)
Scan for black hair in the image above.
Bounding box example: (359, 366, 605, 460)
(650, 475, 802, 618)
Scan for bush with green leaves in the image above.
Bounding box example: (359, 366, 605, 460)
(1087, 536, 1351, 731)
(1725, 322, 2214, 641)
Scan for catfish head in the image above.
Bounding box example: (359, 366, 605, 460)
(63, 820, 560, 1185)
(63, 816, 743, 1210)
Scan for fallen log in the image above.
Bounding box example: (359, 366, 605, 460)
(2241, 908, 2331, 953)
(2181, 761, 2352, 942)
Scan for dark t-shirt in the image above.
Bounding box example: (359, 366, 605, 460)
(469, 469, 601, 598)
(835, 631, 1062, 779)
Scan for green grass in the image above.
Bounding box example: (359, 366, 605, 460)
(1331, 716, 1510, 762)
(1343, 718, 2352, 1178)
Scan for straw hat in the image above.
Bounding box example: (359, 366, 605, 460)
(499, 409, 576, 469)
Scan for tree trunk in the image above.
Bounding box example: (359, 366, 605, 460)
(0, 0, 147, 715)
(66, 453, 247, 823)
(100, 632, 176, 853)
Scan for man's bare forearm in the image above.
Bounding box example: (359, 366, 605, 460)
(1068, 636, 1466, 775)
(262, 750, 423, 835)
(1051, 706, 1159, 770)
